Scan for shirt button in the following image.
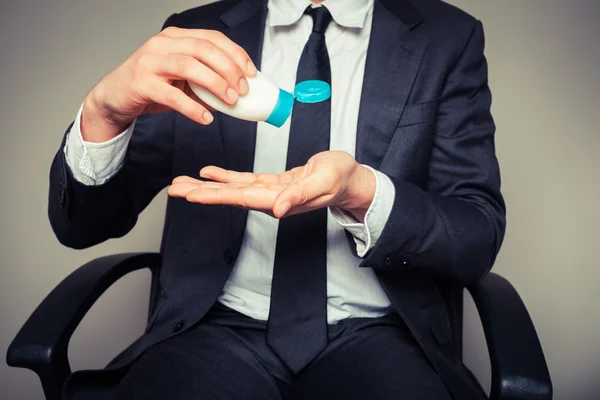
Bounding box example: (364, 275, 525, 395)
(173, 321, 184, 333)
(383, 257, 393, 267)
(223, 249, 234, 265)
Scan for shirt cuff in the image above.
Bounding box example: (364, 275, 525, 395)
(63, 103, 136, 186)
(330, 166, 396, 258)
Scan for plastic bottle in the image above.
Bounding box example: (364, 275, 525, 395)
(188, 71, 295, 128)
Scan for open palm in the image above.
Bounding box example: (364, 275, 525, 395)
(168, 150, 364, 219)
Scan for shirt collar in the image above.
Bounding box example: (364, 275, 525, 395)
(267, 0, 372, 29)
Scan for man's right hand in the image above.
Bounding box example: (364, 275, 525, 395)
(81, 26, 257, 143)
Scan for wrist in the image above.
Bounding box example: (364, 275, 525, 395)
(337, 164, 376, 223)
(81, 87, 132, 143)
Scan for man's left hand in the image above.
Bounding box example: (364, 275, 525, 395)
(168, 150, 376, 222)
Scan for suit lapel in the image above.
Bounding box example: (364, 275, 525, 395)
(355, 0, 427, 168)
(219, 0, 267, 238)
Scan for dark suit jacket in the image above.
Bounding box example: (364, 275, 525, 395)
(48, 0, 506, 398)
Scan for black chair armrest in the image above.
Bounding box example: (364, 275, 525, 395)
(6, 252, 162, 400)
(468, 272, 552, 400)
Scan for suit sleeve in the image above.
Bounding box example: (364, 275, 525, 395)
(48, 15, 180, 249)
(361, 20, 506, 286)
(48, 111, 176, 249)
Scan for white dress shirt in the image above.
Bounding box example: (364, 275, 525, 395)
(64, 0, 395, 324)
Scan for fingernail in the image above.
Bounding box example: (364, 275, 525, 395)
(247, 60, 257, 75)
(239, 78, 249, 95)
(227, 87, 239, 103)
(203, 111, 213, 124)
(277, 201, 291, 217)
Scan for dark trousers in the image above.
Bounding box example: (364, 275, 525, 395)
(63, 304, 450, 400)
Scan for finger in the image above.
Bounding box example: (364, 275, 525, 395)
(144, 79, 213, 125)
(171, 176, 249, 188)
(168, 181, 203, 198)
(200, 166, 256, 184)
(173, 80, 215, 111)
(172, 173, 250, 188)
(156, 36, 248, 96)
(253, 172, 281, 186)
(150, 54, 239, 106)
(182, 81, 215, 111)
(185, 185, 279, 211)
(171, 181, 249, 194)
(273, 175, 334, 218)
(278, 196, 333, 218)
(172, 175, 203, 184)
(159, 27, 257, 77)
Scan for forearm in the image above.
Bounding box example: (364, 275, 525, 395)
(49, 112, 176, 249)
(49, 138, 138, 249)
(81, 88, 136, 143)
(361, 175, 505, 286)
(65, 103, 135, 186)
(331, 165, 395, 257)
(338, 164, 377, 223)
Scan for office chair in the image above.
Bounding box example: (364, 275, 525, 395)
(6, 252, 552, 399)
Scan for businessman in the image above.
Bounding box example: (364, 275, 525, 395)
(49, 0, 506, 399)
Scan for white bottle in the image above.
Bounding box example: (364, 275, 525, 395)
(188, 71, 295, 128)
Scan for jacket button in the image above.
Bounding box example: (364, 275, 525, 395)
(383, 257, 393, 267)
(223, 249, 234, 265)
(173, 321, 184, 333)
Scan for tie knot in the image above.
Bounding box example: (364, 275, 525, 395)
(307, 6, 333, 34)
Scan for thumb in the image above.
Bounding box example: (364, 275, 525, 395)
(273, 175, 328, 218)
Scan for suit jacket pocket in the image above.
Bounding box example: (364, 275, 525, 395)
(397, 99, 440, 128)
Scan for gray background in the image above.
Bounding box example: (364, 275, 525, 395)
(1, 1, 599, 399)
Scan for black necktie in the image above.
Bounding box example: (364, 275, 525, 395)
(266, 6, 333, 373)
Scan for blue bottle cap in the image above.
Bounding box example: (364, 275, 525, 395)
(294, 80, 331, 103)
(265, 88, 295, 127)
